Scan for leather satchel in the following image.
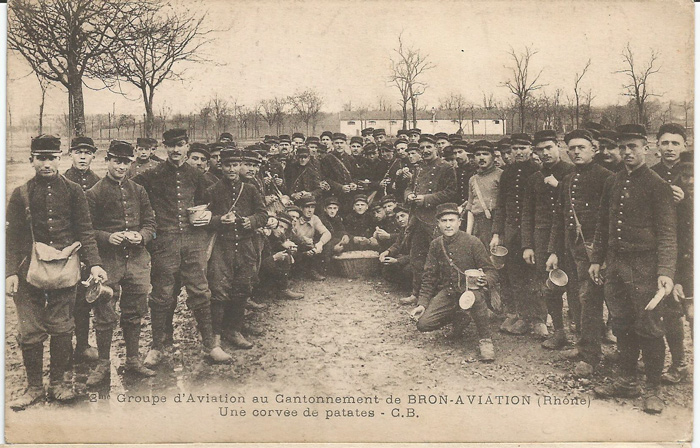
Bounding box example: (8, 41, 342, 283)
(20, 182, 82, 289)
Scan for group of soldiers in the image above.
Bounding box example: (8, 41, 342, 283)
(6, 121, 693, 415)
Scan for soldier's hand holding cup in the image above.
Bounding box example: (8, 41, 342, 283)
(192, 210, 212, 226)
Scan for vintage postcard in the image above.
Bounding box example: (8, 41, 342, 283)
(4, 0, 694, 443)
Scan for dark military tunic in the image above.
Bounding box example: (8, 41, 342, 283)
(64, 166, 100, 192)
(549, 162, 613, 254)
(591, 164, 677, 276)
(285, 162, 323, 199)
(405, 157, 457, 226)
(133, 161, 211, 234)
(651, 160, 683, 185)
(492, 159, 540, 244)
(521, 160, 575, 251)
(126, 158, 160, 180)
(455, 163, 476, 205)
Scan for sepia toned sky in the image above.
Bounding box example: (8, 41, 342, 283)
(7, 0, 694, 120)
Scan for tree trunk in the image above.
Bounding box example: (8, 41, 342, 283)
(410, 95, 417, 128)
(68, 73, 86, 137)
(519, 100, 526, 132)
(38, 89, 46, 135)
(143, 88, 155, 138)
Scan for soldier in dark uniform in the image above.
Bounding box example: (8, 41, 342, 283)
(402, 135, 457, 306)
(133, 128, 232, 366)
(491, 133, 540, 334)
(435, 132, 450, 153)
(291, 132, 305, 149)
(286, 146, 323, 201)
(591, 124, 676, 414)
(410, 203, 498, 362)
(319, 133, 356, 210)
(127, 138, 161, 179)
(594, 130, 624, 173)
(546, 130, 613, 363)
(84, 141, 157, 385)
(258, 212, 304, 300)
(186, 143, 211, 177)
(7, 135, 107, 410)
(391, 143, 422, 207)
(379, 205, 413, 288)
(496, 138, 513, 166)
(453, 140, 476, 215)
(361, 127, 375, 145)
(205, 142, 224, 184)
(305, 136, 322, 160)
(373, 128, 388, 146)
(521, 130, 575, 339)
(652, 125, 691, 384)
(408, 128, 422, 144)
(319, 196, 350, 255)
(396, 129, 409, 142)
(206, 148, 268, 349)
(349, 136, 365, 157)
(320, 131, 334, 153)
(219, 132, 234, 144)
(63, 137, 102, 363)
(662, 153, 693, 384)
(146, 138, 164, 162)
(652, 123, 688, 204)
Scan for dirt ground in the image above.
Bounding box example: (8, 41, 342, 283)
(3, 155, 694, 443)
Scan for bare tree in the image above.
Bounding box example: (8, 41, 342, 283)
(288, 89, 324, 135)
(389, 33, 434, 129)
(482, 92, 495, 110)
(9, 0, 150, 137)
(681, 99, 693, 130)
(441, 93, 469, 133)
(96, 6, 214, 137)
(258, 97, 286, 135)
(502, 45, 546, 132)
(35, 72, 50, 135)
(572, 59, 591, 128)
(615, 43, 661, 125)
(210, 95, 230, 137)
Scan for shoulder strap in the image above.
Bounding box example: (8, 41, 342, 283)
(439, 235, 466, 291)
(472, 176, 491, 219)
(19, 183, 35, 242)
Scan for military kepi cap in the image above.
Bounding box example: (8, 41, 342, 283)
(70, 136, 97, 152)
(332, 132, 347, 141)
(107, 140, 135, 160)
(564, 129, 595, 144)
(220, 148, 243, 162)
(137, 137, 158, 148)
(510, 133, 532, 145)
(436, 202, 461, 219)
(473, 140, 495, 153)
(616, 124, 647, 140)
(163, 128, 188, 146)
(533, 130, 558, 145)
(188, 142, 211, 159)
(31, 134, 62, 154)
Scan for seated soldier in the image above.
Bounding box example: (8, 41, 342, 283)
(379, 204, 413, 289)
(344, 194, 378, 250)
(370, 201, 397, 252)
(319, 196, 350, 255)
(258, 212, 304, 300)
(410, 203, 498, 362)
(292, 196, 331, 280)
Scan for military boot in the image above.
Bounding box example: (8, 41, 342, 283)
(144, 307, 168, 368)
(542, 329, 568, 350)
(193, 308, 233, 363)
(86, 360, 111, 387)
(48, 335, 75, 402)
(10, 344, 45, 411)
(122, 321, 156, 377)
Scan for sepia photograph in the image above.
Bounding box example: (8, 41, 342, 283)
(3, 0, 695, 443)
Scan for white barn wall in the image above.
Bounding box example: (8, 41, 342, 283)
(339, 118, 506, 137)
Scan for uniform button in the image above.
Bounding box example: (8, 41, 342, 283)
(617, 236, 622, 240)
(617, 220, 622, 224)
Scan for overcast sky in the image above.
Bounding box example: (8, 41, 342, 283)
(8, 0, 694, 120)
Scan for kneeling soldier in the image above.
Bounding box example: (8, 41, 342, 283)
(410, 203, 498, 362)
(85, 141, 158, 385)
(7, 135, 107, 410)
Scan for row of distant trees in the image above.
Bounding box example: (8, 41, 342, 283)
(387, 33, 690, 133)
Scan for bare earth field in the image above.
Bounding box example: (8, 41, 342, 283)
(4, 152, 693, 443)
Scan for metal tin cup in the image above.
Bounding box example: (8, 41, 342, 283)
(490, 245, 508, 269)
(84, 279, 114, 304)
(465, 269, 483, 290)
(459, 290, 476, 310)
(546, 269, 569, 291)
(187, 204, 209, 225)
